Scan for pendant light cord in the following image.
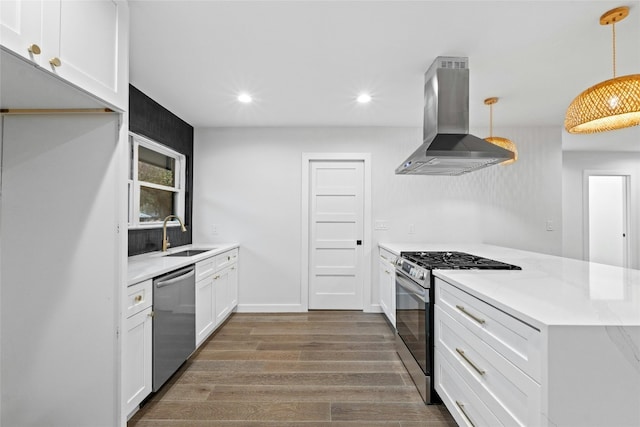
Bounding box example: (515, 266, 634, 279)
(612, 22, 617, 78)
(489, 103, 494, 137)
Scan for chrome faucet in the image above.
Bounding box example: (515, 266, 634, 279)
(162, 215, 187, 252)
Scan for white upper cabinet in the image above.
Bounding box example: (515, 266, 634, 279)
(0, 0, 46, 61)
(0, 0, 128, 110)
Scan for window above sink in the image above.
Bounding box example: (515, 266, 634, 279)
(128, 132, 186, 229)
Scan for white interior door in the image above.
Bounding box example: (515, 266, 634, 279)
(587, 175, 628, 267)
(309, 160, 364, 309)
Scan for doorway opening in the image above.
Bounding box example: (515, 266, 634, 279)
(584, 172, 630, 268)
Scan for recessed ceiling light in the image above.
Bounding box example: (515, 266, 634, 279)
(237, 93, 252, 103)
(357, 93, 372, 104)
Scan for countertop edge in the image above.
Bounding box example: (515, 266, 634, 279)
(378, 242, 640, 328)
(127, 243, 239, 286)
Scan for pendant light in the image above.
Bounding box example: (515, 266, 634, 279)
(565, 6, 640, 134)
(484, 97, 517, 165)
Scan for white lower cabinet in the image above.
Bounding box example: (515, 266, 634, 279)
(195, 274, 216, 346)
(123, 279, 153, 419)
(378, 247, 397, 327)
(215, 265, 231, 324)
(435, 278, 541, 427)
(196, 248, 239, 347)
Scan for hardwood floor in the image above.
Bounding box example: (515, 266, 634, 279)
(128, 311, 458, 426)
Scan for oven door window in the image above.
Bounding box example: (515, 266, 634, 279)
(395, 273, 429, 375)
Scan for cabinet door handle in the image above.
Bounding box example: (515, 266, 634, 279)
(148, 311, 154, 318)
(49, 57, 61, 67)
(28, 44, 41, 55)
(384, 269, 391, 275)
(456, 348, 486, 376)
(455, 401, 476, 427)
(134, 295, 143, 303)
(455, 304, 485, 325)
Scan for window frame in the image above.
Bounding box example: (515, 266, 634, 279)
(128, 132, 186, 229)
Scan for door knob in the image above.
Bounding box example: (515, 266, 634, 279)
(28, 44, 41, 55)
(49, 57, 61, 67)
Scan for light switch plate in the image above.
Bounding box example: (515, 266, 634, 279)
(374, 220, 390, 230)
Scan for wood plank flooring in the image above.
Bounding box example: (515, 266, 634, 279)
(128, 311, 458, 427)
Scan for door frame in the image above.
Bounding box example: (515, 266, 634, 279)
(301, 153, 372, 312)
(582, 169, 631, 267)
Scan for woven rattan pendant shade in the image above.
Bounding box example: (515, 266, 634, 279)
(484, 97, 517, 165)
(565, 6, 640, 134)
(565, 75, 640, 133)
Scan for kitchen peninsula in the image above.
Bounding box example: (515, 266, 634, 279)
(381, 243, 640, 427)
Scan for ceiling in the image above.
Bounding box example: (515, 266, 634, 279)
(129, 0, 640, 133)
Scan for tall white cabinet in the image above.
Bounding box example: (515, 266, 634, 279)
(0, 1, 129, 426)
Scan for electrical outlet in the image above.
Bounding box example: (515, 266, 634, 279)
(409, 223, 415, 234)
(546, 220, 554, 231)
(211, 223, 218, 235)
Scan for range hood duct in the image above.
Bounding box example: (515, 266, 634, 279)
(396, 57, 514, 176)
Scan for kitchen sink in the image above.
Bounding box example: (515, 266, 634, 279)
(165, 249, 212, 257)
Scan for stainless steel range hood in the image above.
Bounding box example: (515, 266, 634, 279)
(396, 57, 514, 176)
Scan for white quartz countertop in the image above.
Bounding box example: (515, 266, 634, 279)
(379, 242, 640, 329)
(127, 243, 239, 286)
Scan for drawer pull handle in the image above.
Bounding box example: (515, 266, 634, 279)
(134, 295, 143, 303)
(456, 304, 486, 325)
(455, 401, 476, 427)
(456, 348, 486, 376)
(28, 44, 41, 55)
(49, 57, 61, 67)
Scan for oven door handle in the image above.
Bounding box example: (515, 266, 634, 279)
(396, 270, 428, 302)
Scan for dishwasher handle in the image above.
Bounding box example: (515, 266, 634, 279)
(155, 267, 195, 289)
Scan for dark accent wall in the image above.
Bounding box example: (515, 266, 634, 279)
(128, 85, 194, 256)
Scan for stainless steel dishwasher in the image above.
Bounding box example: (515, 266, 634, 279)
(152, 264, 196, 391)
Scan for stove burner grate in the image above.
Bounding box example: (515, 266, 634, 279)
(401, 251, 521, 270)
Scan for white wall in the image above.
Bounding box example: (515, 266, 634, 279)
(193, 127, 485, 312)
(563, 151, 640, 269)
(193, 125, 564, 312)
(471, 127, 564, 256)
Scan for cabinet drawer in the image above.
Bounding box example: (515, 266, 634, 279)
(435, 278, 541, 382)
(196, 257, 216, 281)
(436, 306, 541, 426)
(125, 279, 152, 318)
(216, 248, 238, 270)
(379, 247, 397, 265)
(435, 348, 501, 427)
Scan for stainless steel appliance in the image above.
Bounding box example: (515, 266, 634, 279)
(396, 56, 515, 176)
(395, 251, 521, 404)
(152, 264, 196, 391)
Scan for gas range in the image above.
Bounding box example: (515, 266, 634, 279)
(394, 250, 522, 404)
(396, 251, 521, 288)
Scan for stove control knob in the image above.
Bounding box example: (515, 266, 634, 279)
(417, 271, 425, 280)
